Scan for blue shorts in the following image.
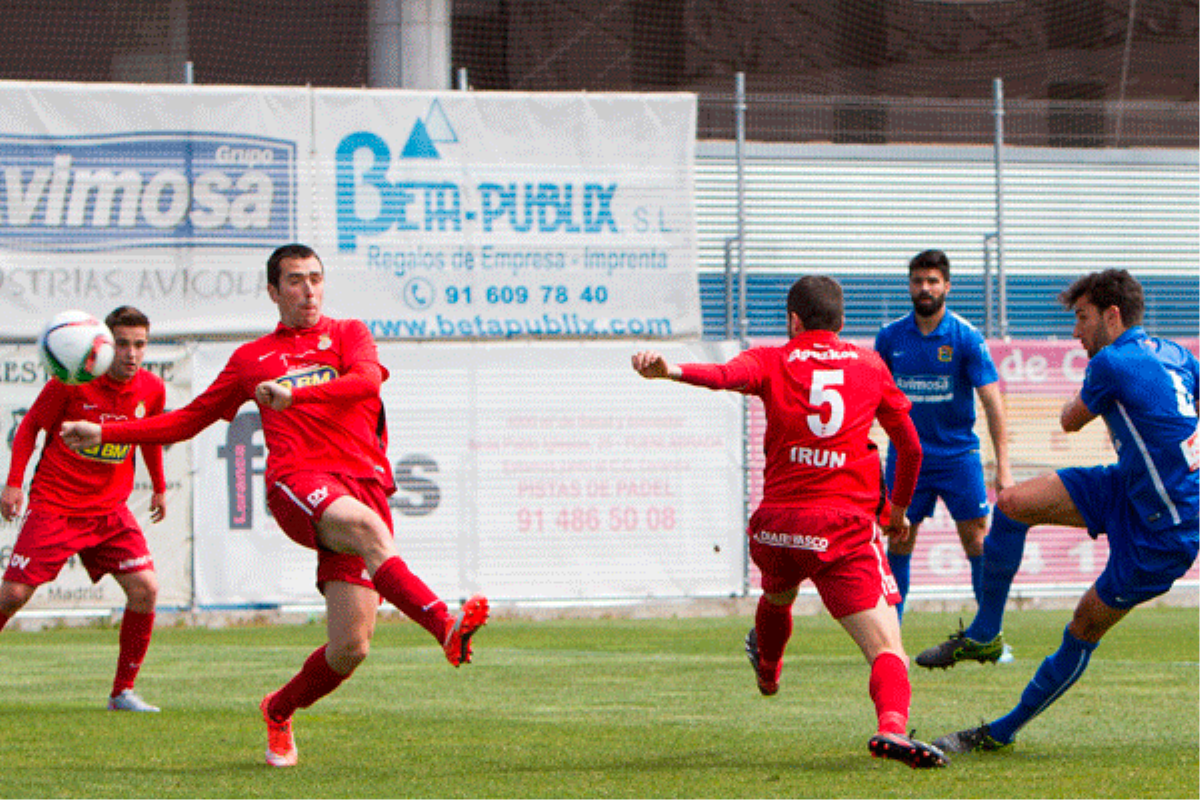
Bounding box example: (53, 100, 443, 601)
(887, 449, 990, 524)
(1059, 464, 1199, 610)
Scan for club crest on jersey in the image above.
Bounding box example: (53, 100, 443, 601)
(938, 345, 953, 362)
(276, 364, 338, 390)
(135, 401, 146, 419)
(318, 335, 332, 350)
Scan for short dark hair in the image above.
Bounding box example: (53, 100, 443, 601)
(787, 275, 844, 332)
(908, 249, 950, 281)
(105, 305, 150, 331)
(1059, 269, 1144, 326)
(267, 243, 322, 288)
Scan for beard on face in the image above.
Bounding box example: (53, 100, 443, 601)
(912, 292, 946, 318)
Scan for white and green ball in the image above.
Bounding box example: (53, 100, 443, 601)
(38, 310, 115, 385)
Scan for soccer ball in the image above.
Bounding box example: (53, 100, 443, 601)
(38, 310, 115, 385)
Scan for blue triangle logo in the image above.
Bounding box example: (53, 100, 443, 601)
(401, 119, 440, 159)
(425, 99, 458, 143)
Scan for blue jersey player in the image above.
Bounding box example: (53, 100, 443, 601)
(875, 250, 1028, 634)
(934, 269, 1199, 753)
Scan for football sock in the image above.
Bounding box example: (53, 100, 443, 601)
(988, 625, 1096, 744)
(754, 595, 793, 677)
(372, 556, 450, 640)
(869, 651, 910, 736)
(887, 552, 911, 623)
(966, 510, 1029, 643)
(111, 609, 154, 696)
(267, 645, 351, 722)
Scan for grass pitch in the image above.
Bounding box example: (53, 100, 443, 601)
(0, 606, 1194, 798)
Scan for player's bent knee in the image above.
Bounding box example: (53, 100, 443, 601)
(328, 638, 370, 672)
(0, 583, 34, 616)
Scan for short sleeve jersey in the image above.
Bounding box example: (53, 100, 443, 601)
(1080, 326, 1199, 532)
(874, 310, 998, 459)
(9, 371, 166, 515)
(104, 316, 394, 491)
(711, 330, 913, 518)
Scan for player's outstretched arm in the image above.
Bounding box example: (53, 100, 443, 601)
(60, 420, 102, 452)
(631, 351, 682, 380)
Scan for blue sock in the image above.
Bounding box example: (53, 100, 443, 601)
(988, 625, 1097, 744)
(966, 510, 1030, 643)
(887, 552, 911, 623)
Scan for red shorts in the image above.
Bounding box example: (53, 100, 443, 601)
(266, 472, 394, 592)
(748, 505, 899, 619)
(4, 506, 153, 587)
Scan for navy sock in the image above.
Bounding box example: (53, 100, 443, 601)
(966, 510, 1030, 643)
(887, 552, 911, 623)
(989, 625, 1097, 743)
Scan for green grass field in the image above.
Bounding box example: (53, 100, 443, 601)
(0, 606, 1195, 798)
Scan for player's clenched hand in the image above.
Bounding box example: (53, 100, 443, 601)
(885, 504, 911, 543)
(255, 380, 293, 410)
(1, 485, 24, 522)
(149, 491, 167, 524)
(60, 420, 102, 452)
(632, 351, 672, 379)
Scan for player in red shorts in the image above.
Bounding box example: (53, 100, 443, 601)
(1, 306, 167, 713)
(62, 244, 488, 768)
(632, 275, 946, 769)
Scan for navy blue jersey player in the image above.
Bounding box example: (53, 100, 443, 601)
(875, 250, 1028, 631)
(934, 269, 1199, 753)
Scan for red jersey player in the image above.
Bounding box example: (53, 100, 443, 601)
(1, 305, 166, 713)
(632, 275, 946, 769)
(61, 244, 487, 768)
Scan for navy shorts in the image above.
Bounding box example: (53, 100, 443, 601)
(1059, 464, 1199, 610)
(887, 449, 990, 524)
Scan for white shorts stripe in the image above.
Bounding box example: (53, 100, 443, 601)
(275, 481, 316, 517)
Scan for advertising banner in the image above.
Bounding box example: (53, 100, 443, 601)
(0, 82, 310, 337)
(191, 340, 743, 607)
(0, 343, 193, 610)
(311, 91, 699, 340)
(0, 83, 699, 340)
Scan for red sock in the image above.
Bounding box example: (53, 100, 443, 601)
(267, 645, 351, 722)
(754, 595, 793, 677)
(111, 609, 154, 696)
(869, 651, 910, 736)
(372, 556, 450, 640)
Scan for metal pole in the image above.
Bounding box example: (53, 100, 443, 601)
(184, 61, 194, 84)
(735, 72, 747, 346)
(1115, 0, 1138, 146)
(733, 73, 752, 597)
(983, 233, 996, 338)
(457, 67, 469, 91)
(723, 237, 737, 339)
(993, 77, 1008, 338)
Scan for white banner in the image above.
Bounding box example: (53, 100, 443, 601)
(0, 83, 699, 339)
(0, 344, 193, 610)
(191, 340, 743, 607)
(311, 92, 699, 340)
(0, 82, 311, 337)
